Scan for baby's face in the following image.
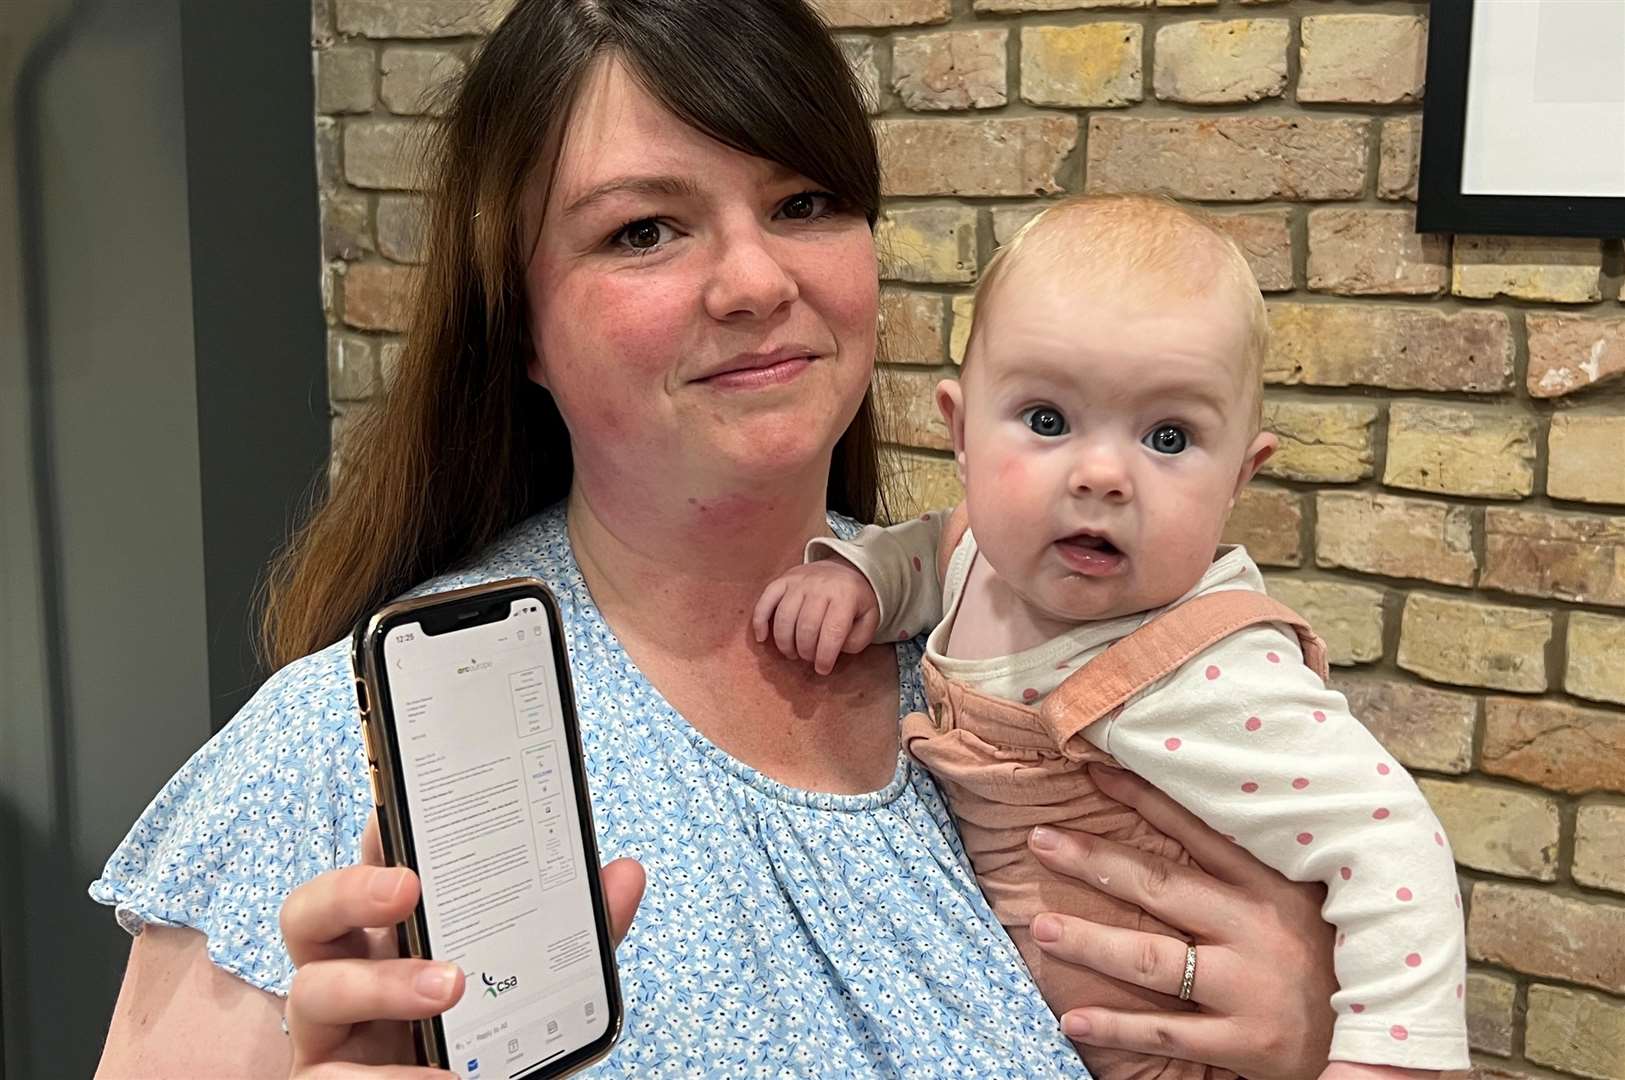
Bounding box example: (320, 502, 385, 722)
(943, 268, 1274, 624)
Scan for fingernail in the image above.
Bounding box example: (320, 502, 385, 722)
(1062, 1012, 1091, 1038)
(370, 868, 405, 901)
(415, 963, 458, 1000)
(1031, 914, 1060, 943)
(1030, 826, 1060, 852)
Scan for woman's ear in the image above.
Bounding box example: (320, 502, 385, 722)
(525, 329, 549, 390)
(936, 378, 968, 484)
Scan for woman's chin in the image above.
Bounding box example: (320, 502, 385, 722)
(701, 430, 840, 487)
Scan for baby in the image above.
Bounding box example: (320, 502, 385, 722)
(754, 195, 1467, 1079)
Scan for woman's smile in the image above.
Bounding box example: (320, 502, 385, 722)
(697, 353, 815, 390)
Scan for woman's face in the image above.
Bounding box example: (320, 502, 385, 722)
(525, 58, 879, 512)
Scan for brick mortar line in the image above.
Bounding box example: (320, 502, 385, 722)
(1554, 796, 1579, 892)
(1466, 1049, 1583, 1080)
(1262, 385, 1535, 411)
(1600, 239, 1625, 302)
(325, 33, 486, 47)
(869, 97, 1416, 121)
(1293, 466, 1316, 574)
(1413, 766, 1586, 808)
(1367, 389, 1392, 489)
(1509, 974, 1532, 1064)
(930, 2, 1433, 26)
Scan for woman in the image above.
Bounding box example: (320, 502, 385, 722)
(93, 1, 1337, 1076)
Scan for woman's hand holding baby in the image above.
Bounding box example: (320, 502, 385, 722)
(1027, 765, 1338, 1080)
(752, 559, 882, 675)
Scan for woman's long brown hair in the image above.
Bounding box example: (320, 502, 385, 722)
(261, 0, 887, 669)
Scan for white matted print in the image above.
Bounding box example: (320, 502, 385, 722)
(1461, 0, 1625, 197)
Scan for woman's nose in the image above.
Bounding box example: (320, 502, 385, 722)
(1069, 445, 1133, 502)
(703, 226, 799, 321)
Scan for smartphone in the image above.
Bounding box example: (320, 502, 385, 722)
(352, 578, 622, 1079)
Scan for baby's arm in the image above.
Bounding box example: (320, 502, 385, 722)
(1321, 1062, 1444, 1080)
(752, 511, 951, 673)
(1090, 624, 1468, 1071)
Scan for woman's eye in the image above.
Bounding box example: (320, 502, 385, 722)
(1020, 406, 1068, 437)
(1144, 425, 1189, 454)
(612, 218, 671, 252)
(779, 192, 834, 220)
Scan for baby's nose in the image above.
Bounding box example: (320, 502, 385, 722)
(1069, 449, 1133, 501)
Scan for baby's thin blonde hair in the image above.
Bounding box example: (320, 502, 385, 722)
(967, 193, 1270, 429)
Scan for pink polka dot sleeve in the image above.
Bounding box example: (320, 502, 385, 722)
(1091, 624, 1469, 1071)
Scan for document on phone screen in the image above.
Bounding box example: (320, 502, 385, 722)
(383, 602, 609, 1077)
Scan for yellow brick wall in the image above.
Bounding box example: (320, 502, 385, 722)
(312, 1, 1625, 1072)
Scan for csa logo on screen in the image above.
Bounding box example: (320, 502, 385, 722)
(482, 971, 519, 999)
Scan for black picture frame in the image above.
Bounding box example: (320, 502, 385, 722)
(1417, 0, 1625, 237)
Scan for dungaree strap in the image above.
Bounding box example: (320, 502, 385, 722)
(1038, 590, 1329, 758)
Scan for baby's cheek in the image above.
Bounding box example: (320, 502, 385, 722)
(1142, 503, 1225, 581)
(994, 455, 1028, 489)
(984, 457, 1049, 538)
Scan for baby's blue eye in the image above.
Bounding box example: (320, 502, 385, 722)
(1144, 425, 1189, 454)
(1021, 406, 1068, 437)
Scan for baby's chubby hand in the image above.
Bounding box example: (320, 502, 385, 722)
(752, 558, 882, 675)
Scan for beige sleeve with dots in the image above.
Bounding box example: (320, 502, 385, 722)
(804, 510, 953, 644)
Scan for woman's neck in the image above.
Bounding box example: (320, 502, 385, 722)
(565, 476, 833, 651)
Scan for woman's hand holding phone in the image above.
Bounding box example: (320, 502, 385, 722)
(282, 813, 645, 1077)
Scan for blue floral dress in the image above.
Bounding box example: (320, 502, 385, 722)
(91, 505, 1087, 1078)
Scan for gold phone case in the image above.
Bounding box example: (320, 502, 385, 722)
(351, 578, 622, 1077)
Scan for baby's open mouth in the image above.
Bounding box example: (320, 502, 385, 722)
(1055, 532, 1126, 575)
(1060, 533, 1120, 556)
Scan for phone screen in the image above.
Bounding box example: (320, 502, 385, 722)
(379, 596, 611, 1079)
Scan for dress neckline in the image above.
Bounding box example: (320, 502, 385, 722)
(547, 505, 919, 811)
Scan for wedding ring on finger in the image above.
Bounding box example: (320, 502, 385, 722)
(1177, 943, 1197, 1002)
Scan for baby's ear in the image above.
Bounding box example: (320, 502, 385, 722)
(1230, 431, 1278, 505)
(935, 379, 969, 481)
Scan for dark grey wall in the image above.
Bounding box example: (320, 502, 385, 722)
(6, 4, 213, 1076)
(181, 1, 331, 727)
(2, 1, 326, 1075)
